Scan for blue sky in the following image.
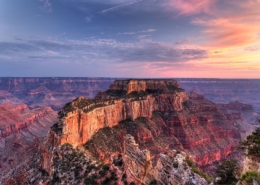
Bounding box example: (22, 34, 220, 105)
(1, 0, 260, 78)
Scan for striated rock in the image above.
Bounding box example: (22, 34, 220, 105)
(0, 104, 57, 179)
(124, 134, 153, 184)
(57, 80, 187, 147)
(109, 79, 180, 94)
(0, 104, 56, 138)
(124, 134, 209, 185)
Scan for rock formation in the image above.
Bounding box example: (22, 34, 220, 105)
(124, 134, 209, 185)
(39, 80, 243, 175)
(1, 79, 259, 184)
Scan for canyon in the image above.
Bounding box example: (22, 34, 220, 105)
(0, 77, 116, 110)
(0, 78, 260, 184)
(178, 78, 260, 114)
(1, 79, 259, 184)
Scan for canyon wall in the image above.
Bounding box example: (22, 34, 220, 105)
(59, 90, 188, 147)
(0, 104, 56, 138)
(0, 77, 116, 110)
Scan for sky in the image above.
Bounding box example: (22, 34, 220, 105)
(0, 0, 260, 78)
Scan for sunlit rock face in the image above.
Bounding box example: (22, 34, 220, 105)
(57, 79, 188, 147)
(49, 80, 244, 169)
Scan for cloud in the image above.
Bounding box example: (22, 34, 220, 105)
(85, 16, 92, 22)
(175, 39, 189, 45)
(39, 0, 52, 12)
(0, 37, 208, 66)
(137, 35, 150, 39)
(167, 0, 215, 16)
(245, 47, 260, 51)
(99, 0, 142, 14)
(118, 29, 156, 35)
(191, 0, 260, 48)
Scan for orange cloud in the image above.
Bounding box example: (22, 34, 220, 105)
(192, 0, 260, 48)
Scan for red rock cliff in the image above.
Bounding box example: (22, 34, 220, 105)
(40, 80, 241, 174)
(57, 80, 187, 147)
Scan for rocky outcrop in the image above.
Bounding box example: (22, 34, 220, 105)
(124, 134, 153, 184)
(46, 80, 241, 170)
(124, 134, 209, 185)
(57, 80, 188, 147)
(241, 156, 260, 175)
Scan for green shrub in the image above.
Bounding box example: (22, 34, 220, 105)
(173, 161, 179, 168)
(240, 171, 260, 183)
(102, 164, 110, 171)
(149, 180, 157, 185)
(238, 128, 260, 157)
(216, 159, 238, 185)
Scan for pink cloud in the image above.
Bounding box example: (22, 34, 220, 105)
(191, 0, 260, 48)
(168, 0, 215, 16)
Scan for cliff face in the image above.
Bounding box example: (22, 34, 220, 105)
(44, 80, 242, 171)
(59, 92, 187, 147)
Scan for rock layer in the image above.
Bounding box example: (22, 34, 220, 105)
(0, 104, 56, 138)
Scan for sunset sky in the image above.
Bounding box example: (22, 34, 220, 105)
(0, 0, 260, 78)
